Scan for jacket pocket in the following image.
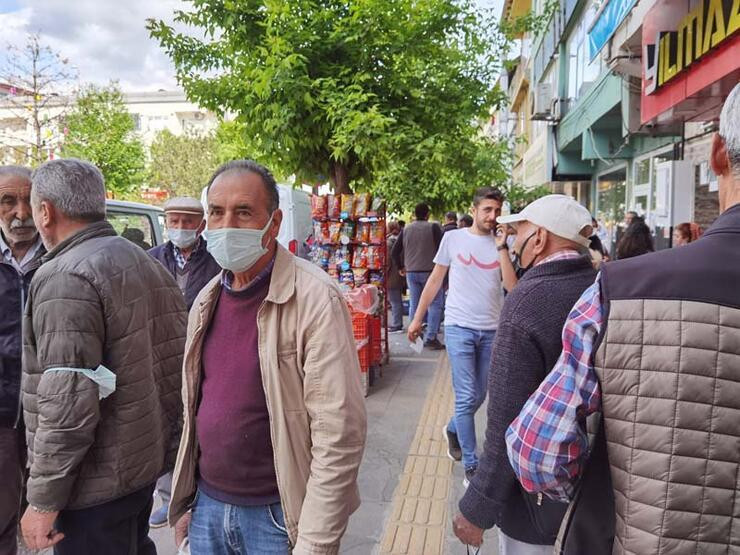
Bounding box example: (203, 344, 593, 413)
(521, 487, 567, 544)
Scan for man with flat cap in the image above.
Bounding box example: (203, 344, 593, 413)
(148, 196, 220, 527)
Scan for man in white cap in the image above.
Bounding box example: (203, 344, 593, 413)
(452, 195, 597, 554)
(147, 196, 221, 528)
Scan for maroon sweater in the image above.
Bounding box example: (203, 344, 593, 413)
(196, 268, 280, 506)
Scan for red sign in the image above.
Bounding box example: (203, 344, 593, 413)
(641, 0, 740, 125)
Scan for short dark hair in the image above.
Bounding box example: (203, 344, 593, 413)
(445, 211, 457, 221)
(414, 203, 430, 220)
(473, 187, 504, 207)
(459, 214, 474, 227)
(207, 159, 280, 213)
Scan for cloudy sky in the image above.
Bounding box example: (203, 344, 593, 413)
(0, 0, 502, 93)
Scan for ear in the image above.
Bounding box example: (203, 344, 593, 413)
(37, 200, 53, 229)
(532, 227, 549, 256)
(711, 133, 730, 178)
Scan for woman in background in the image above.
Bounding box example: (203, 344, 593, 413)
(673, 222, 703, 246)
(616, 218, 654, 260)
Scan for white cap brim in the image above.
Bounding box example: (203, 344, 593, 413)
(497, 213, 526, 225)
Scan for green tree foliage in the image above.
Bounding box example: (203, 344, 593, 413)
(148, 129, 220, 198)
(147, 0, 516, 209)
(61, 84, 145, 196)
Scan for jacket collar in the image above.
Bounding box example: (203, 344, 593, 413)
(265, 245, 296, 305)
(703, 203, 740, 237)
(197, 244, 296, 314)
(42, 221, 116, 263)
(520, 254, 593, 283)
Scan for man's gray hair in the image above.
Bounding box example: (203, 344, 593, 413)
(0, 165, 32, 180)
(31, 159, 106, 222)
(719, 83, 740, 177)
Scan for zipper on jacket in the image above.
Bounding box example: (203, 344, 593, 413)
(13, 274, 24, 429)
(537, 493, 543, 506)
(256, 301, 294, 547)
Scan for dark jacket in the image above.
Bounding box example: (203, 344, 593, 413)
(0, 242, 44, 427)
(561, 203, 740, 554)
(22, 221, 187, 511)
(386, 234, 404, 290)
(443, 222, 458, 234)
(148, 238, 221, 310)
(459, 255, 597, 544)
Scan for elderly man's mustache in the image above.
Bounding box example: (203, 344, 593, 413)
(10, 218, 35, 229)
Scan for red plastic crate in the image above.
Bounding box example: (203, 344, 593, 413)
(352, 311, 371, 372)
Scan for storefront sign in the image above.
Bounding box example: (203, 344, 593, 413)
(644, 0, 740, 95)
(588, 0, 638, 62)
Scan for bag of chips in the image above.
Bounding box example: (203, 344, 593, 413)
(313, 221, 330, 244)
(367, 246, 384, 270)
(370, 223, 384, 244)
(311, 195, 327, 220)
(327, 195, 341, 219)
(353, 246, 368, 269)
(333, 246, 352, 271)
(340, 194, 355, 219)
(369, 271, 384, 287)
(353, 269, 369, 287)
(328, 222, 342, 244)
(356, 222, 371, 244)
(339, 270, 355, 288)
(340, 221, 356, 244)
(369, 197, 385, 217)
(354, 193, 371, 218)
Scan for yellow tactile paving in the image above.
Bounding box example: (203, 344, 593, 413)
(380, 353, 455, 554)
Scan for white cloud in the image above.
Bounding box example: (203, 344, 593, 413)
(0, 0, 185, 92)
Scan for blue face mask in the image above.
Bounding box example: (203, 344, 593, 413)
(202, 214, 274, 273)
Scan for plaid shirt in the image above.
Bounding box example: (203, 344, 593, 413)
(505, 276, 604, 501)
(535, 249, 582, 266)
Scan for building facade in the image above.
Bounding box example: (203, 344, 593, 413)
(0, 89, 219, 165)
(507, 0, 739, 253)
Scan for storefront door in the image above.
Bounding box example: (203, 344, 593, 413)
(596, 167, 627, 257)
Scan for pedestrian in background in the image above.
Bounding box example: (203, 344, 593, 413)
(168, 160, 366, 555)
(507, 83, 740, 553)
(147, 196, 221, 530)
(442, 211, 458, 234)
(386, 220, 404, 332)
(0, 166, 44, 555)
(615, 217, 653, 259)
(453, 195, 596, 555)
(673, 221, 702, 246)
(408, 187, 506, 485)
(391, 202, 445, 349)
(458, 214, 473, 228)
(20, 159, 187, 553)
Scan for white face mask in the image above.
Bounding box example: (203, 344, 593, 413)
(202, 215, 274, 273)
(168, 228, 199, 249)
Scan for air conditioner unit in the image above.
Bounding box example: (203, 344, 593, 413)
(532, 83, 553, 120)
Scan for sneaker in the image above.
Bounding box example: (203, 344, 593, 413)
(442, 425, 462, 462)
(463, 466, 477, 489)
(389, 326, 404, 333)
(149, 504, 169, 528)
(424, 338, 446, 350)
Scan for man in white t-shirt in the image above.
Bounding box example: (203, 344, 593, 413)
(408, 187, 505, 485)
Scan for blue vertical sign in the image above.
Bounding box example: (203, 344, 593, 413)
(588, 0, 638, 62)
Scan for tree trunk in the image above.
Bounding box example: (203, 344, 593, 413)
(329, 160, 352, 194)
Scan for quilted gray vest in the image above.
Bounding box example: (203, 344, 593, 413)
(594, 204, 740, 553)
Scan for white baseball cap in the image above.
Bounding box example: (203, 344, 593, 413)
(497, 194, 593, 247)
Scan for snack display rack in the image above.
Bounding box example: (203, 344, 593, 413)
(309, 193, 390, 395)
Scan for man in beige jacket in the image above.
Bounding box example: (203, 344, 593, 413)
(169, 160, 367, 555)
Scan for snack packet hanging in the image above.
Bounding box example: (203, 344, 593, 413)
(370, 223, 384, 244)
(353, 269, 369, 287)
(328, 222, 342, 244)
(313, 221, 330, 244)
(356, 222, 371, 244)
(327, 195, 341, 219)
(354, 193, 371, 218)
(311, 195, 327, 220)
(340, 194, 355, 219)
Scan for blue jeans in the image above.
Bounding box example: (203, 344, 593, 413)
(388, 287, 404, 329)
(445, 325, 496, 469)
(406, 271, 444, 341)
(189, 489, 290, 554)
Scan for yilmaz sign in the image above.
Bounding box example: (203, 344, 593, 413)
(644, 0, 740, 95)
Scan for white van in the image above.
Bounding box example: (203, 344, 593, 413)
(200, 184, 312, 257)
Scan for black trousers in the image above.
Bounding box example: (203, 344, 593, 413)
(54, 483, 157, 555)
(0, 427, 24, 555)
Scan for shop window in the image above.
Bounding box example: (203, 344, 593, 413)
(596, 168, 627, 257)
(566, 1, 604, 110)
